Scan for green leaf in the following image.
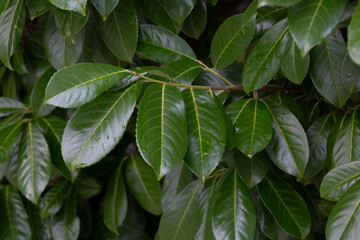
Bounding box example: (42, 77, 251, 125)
(263, 100, 309, 178)
(104, 159, 127, 235)
(327, 115, 347, 170)
(159, 180, 204, 240)
(182, 88, 226, 181)
(309, 29, 349, 108)
(326, 180, 360, 240)
(0, 97, 26, 117)
(2, 71, 16, 98)
(45, 63, 137, 108)
(182, 0, 207, 39)
(0, 112, 24, 129)
(90, 0, 119, 21)
(342, 53, 360, 93)
(163, 0, 197, 25)
(137, 24, 196, 64)
(25, 201, 51, 240)
(0, 0, 11, 15)
(0, 185, 31, 240)
(234, 151, 271, 188)
(26, 0, 52, 19)
(280, 32, 309, 84)
(320, 162, 360, 201)
(211, 168, 256, 240)
(331, 110, 360, 168)
(76, 173, 102, 199)
(17, 122, 51, 204)
(44, 13, 85, 70)
(0, 0, 25, 70)
(257, 172, 311, 238)
(255, 5, 288, 37)
(161, 161, 193, 209)
(125, 153, 162, 215)
(0, 120, 23, 164)
(62, 82, 142, 171)
(49, 0, 87, 16)
(348, 2, 360, 66)
(303, 114, 333, 180)
(136, 84, 187, 179)
(242, 19, 288, 93)
(54, 6, 89, 38)
(51, 186, 80, 240)
(288, 0, 347, 56)
(39, 179, 71, 219)
(96, 0, 137, 63)
(205, 0, 218, 5)
(226, 99, 273, 156)
(161, 59, 202, 85)
(12, 46, 28, 74)
(211, 13, 256, 69)
(37, 116, 72, 180)
(260, 0, 301, 7)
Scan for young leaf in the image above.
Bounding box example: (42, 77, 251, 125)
(137, 24, 196, 64)
(182, 0, 207, 39)
(136, 84, 188, 179)
(125, 153, 162, 215)
(326, 180, 360, 240)
(91, 0, 119, 21)
(0, 185, 31, 240)
(242, 19, 288, 93)
(26, 0, 52, 20)
(348, 2, 360, 65)
(54, 7, 89, 39)
(257, 172, 311, 238)
(226, 99, 273, 156)
(182, 88, 226, 181)
(161, 59, 202, 85)
(0, 97, 26, 117)
(104, 159, 127, 235)
(211, 168, 256, 240)
(0, 120, 23, 164)
(62, 82, 142, 171)
(17, 122, 51, 204)
(96, 0, 137, 63)
(211, 13, 256, 69)
(49, 0, 87, 16)
(288, 0, 346, 56)
(263, 100, 309, 178)
(310, 29, 349, 108)
(159, 180, 204, 240)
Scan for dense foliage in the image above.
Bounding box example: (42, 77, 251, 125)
(1, 0, 360, 239)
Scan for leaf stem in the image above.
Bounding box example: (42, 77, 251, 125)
(195, 60, 235, 86)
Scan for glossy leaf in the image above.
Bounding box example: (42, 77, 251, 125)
(104, 159, 127, 234)
(348, 2, 360, 65)
(326, 180, 360, 240)
(342, 53, 360, 93)
(161, 59, 202, 85)
(76, 173, 102, 199)
(0, 0, 11, 15)
(260, 0, 301, 6)
(17, 122, 51, 204)
(26, 0, 51, 19)
(242, 19, 288, 93)
(49, 0, 87, 16)
(164, 0, 197, 25)
(0, 185, 31, 240)
(310, 29, 349, 108)
(136, 84, 187, 179)
(0, 0, 25, 70)
(137, 24, 196, 64)
(25, 201, 51, 240)
(280, 32, 309, 84)
(0, 120, 23, 164)
(211, 168, 256, 240)
(0, 97, 26, 118)
(288, 0, 346, 56)
(257, 172, 311, 238)
(327, 116, 346, 170)
(226, 99, 273, 156)
(96, 0, 137, 63)
(125, 153, 162, 215)
(182, 0, 207, 39)
(62, 82, 142, 171)
(255, 5, 288, 37)
(211, 13, 256, 69)
(182, 88, 226, 181)
(159, 180, 204, 240)
(91, 0, 119, 21)
(54, 7, 89, 38)
(263, 100, 309, 178)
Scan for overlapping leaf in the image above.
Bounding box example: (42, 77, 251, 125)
(182, 0, 207, 39)
(163, 0, 197, 25)
(49, 0, 87, 16)
(0, 120, 23, 164)
(54, 7, 89, 38)
(91, 0, 119, 21)
(27, 0, 51, 20)
(25, 201, 51, 240)
(348, 2, 360, 65)
(260, 0, 300, 6)
(161, 59, 202, 85)
(0, 97, 26, 117)
(76, 173, 102, 199)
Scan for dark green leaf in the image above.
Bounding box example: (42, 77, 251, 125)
(326, 180, 360, 240)
(288, 0, 347, 56)
(0, 120, 23, 164)
(17, 122, 51, 204)
(136, 84, 187, 179)
(0, 97, 26, 117)
(348, 2, 360, 65)
(12, 47, 28, 74)
(0, 112, 24, 129)
(49, 0, 87, 16)
(0, 157, 10, 180)
(26, 0, 52, 19)
(342, 53, 360, 93)
(260, 0, 301, 7)
(205, 0, 218, 5)
(54, 7, 89, 38)
(5, 143, 19, 188)
(161, 59, 202, 85)
(226, 99, 273, 156)
(212, 168, 256, 240)
(104, 159, 127, 234)
(76, 173, 102, 199)
(2, 71, 16, 98)
(182, 0, 207, 39)
(0, 0, 11, 15)
(163, 0, 197, 25)
(211, 13, 255, 69)
(62, 82, 142, 171)
(182, 88, 226, 181)
(0, 185, 31, 240)
(96, 0, 137, 63)
(159, 180, 204, 240)
(263, 100, 309, 178)
(257, 172, 311, 238)
(137, 24, 196, 64)
(0, 0, 25, 70)
(91, 0, 119, 21)
(255, 5, 288, 37)
(25, 201, 51, 240)
(125, 153, 162, 215)
(242, 19, 287, 93)
(326, 115, 346, 170)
